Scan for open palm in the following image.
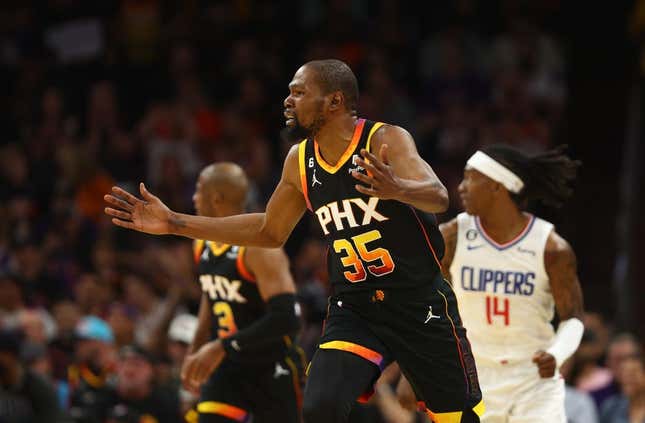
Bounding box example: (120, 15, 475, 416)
(104, 183, 172, 235)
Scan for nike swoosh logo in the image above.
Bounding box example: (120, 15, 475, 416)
(467, 244, 485, 250)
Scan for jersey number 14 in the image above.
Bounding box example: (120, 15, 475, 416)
(486, 295, 510, 326)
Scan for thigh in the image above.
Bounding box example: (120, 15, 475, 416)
(373, 280, 483, 421)
(248, 357, 303, 423)
(476, 364, 513, 423)
(319, 299, 393, 371)
(509, 377, 566, 423)
(304, 348, 381, 412)
(198, 367, 250, 423)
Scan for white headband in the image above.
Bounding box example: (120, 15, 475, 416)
(466, 151, 524, 193)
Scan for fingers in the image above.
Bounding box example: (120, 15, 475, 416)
(105, 207, 132, 220)
(111, 186, 142, 205)
(111, 218, 137, 230)
(140, 182, 157, 202)
(181, 358, 204, 389)
(104, 194, 135, 212)
(355, 184, 378, 197)
(532, 351, 556, 378)
(351, 170, 377, 186)
(355, 157, 380, 177)
(360, 149, 388, 171)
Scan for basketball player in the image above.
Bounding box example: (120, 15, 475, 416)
(181, 163, 304, 422)
(398, 145, 585, 422)
(105, 59, 482, 422)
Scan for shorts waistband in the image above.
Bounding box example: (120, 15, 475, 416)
(331, 275, 444, 305)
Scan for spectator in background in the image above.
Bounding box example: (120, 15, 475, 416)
(604, 334, 644, 402)
(573, 313, 615, 409)
(0, 273, 25, 325)
(561, 357, 599, 423)
(49, 300, 82, 405)
(0, 329, 67, 422)
(106, 303, 138, 349)
(102, 345, 181, 423)
(165, 313, 198, 416)
(600, 355, 645, 423)
(68, 316, 116, 422)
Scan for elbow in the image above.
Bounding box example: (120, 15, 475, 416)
(426, 185, 449, 213)
(258, 221, 286, 248)
(265, 234, 286, 249)
(436, 187, 449, 212)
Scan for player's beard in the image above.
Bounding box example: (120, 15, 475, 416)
(281, 104, 325, 143)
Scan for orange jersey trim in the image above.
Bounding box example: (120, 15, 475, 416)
(314, 118, 365, 174)
(298, 140, 312, 211)
(319, 340, 384, 368)
(365, 121, 385, 153)
(197, 402, 249, 421)
(236, 247, 256, 283)
(285, 356, 303, 410)
(193, 239, 205, 264)
(437, 289, 470, 400)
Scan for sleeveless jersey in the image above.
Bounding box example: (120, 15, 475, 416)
(193, 240, 294, 363)
(449, 212, 556, 365)
(297, 118, 444, 294)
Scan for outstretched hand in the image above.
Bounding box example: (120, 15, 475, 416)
(351, 145, 403, 200)
(104, 183, 172, 235)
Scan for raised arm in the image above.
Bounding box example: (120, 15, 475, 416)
(351, 125, 449, 213)
(438, 218, 459, 280)
(105, 144, 307, 247)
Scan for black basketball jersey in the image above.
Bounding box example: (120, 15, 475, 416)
(297, 118, 445, 294)
(193, 240, 293, 363)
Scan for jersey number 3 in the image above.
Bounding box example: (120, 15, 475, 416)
(213, 302, 238, 338)
(333, 229, 395, 283)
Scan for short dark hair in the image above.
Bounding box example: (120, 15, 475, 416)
(481, 144, 581, 209)
(305, 59, 359, 113)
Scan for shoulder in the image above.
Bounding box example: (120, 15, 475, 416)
(282, 143, 304, 185)
(544, 230, 576, 270)
(285, 142, 302, 165)
(370, 124, 413, 147)
(545, 230, 574, 257)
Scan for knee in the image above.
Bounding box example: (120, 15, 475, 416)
(302, 392, 347, 423)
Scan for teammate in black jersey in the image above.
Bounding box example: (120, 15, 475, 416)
(106, 59, 482, 422)
(180, 163, 303, 423)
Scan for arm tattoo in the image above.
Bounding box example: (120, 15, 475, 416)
(169, 213, 187, 230)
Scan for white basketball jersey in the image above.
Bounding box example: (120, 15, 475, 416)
(450, 212, 556, 366)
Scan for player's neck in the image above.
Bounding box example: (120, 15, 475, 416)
(315, 115, 357, 166)
(478, 205, 529, 244)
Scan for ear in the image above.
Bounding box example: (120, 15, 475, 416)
(328, 92, 343, 111)
(491, 181, 503, 194)
(210, 190, 222, 209)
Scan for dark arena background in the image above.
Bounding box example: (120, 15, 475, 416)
(0, 1, 643, 422)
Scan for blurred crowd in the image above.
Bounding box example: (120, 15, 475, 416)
(0, 1, 642, 422)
